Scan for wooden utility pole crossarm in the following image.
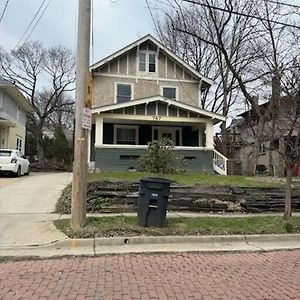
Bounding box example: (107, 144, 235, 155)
(71, 0, 91, 230)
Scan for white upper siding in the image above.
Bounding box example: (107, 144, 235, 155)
(1, 92, 26, 127)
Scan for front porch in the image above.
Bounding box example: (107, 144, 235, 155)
(90, 96, 227, 174)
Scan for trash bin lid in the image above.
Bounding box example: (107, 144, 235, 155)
(140, 177, 174, 184)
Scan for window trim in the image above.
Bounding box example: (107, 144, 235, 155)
(137, 50, 158, 75)
(161, 85, 178, 101)
(114, 82, 134, 104)
(113, 125, 139, 145)
(16, 135, 23, 152)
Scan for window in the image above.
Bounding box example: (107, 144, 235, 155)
(259, 143, 266, 155)
(162, 87, 177, 100)
(270, 139, 279, 150)
(116, 83, 133, 103)
(114, 125, 138, 145)
(149, 53, 156, 72)
(16, 136, 22, 151)
(138, 51, 156, 73)
(0, 150, 11, 157)
(139, 53, 146, 72)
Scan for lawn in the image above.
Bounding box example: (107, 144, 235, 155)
(54, 215, 300, 238)
(87, 171, 285, 187)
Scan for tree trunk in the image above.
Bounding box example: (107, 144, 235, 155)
(283, 165, 293, 220)
(247, 141, 260, 176)
(35, 127, 46, 169)
(268, 149, 274, 176)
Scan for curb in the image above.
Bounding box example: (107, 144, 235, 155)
(1, 234, 300, 251)
(46, 233, 300, 248)
(0, 235, 300, 259)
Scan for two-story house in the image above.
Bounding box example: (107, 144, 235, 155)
(90, 35, 227, 174)
(0, 78, 32, 153)
(227, 98, 300, 176)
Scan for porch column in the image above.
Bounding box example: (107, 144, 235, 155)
(95, 115, 103, 145)
(198, 125, 203, 146)
(206, 121, 214, 148)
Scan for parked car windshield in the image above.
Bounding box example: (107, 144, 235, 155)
(0, 150, 12, 157)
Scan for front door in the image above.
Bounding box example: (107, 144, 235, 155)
(159, 128, 175, 143)
(152, 127, 182, 146)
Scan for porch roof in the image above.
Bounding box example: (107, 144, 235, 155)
(92, 96, 225, 124)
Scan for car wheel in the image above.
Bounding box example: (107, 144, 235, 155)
(25, 165, 30, 175)
(16, 166, 21, 177)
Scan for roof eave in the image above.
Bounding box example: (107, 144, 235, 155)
(1, 84, 34, 113)
(90, 34, 213, 87)
(92, 96, 225, 123)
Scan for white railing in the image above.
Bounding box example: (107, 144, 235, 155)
(213, 149, 228, 175)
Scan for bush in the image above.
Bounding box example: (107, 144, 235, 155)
(285, 222, 294, 233)
(137, 138, 185, 173)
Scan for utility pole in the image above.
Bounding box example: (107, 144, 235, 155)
(71, 0, 91, 231)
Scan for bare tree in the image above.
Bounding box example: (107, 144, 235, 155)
(0, 41, 75, 167)
(155, 0, 300, 168)
(155, 0, 263, 155)
(270, 60, 300, 219)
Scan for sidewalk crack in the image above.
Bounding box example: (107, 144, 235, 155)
(93, 233, 96, 256)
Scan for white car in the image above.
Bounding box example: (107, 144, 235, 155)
(0, 149, 30, 176)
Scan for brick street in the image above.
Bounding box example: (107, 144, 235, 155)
(0, 250, 299, 300)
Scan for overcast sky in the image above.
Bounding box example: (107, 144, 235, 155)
(0, 0, 156, 64)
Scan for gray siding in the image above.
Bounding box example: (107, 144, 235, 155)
(94, 147, 213, 173)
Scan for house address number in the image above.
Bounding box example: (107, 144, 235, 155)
(152, 115, 162, 121)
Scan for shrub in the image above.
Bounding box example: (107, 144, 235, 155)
(285, 222, 294, 233)
(137, 138, 185, 173)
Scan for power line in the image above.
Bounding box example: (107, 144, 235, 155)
(265, 0, 300, 10)
(0, 0, 10, 24)
(181, 0, 300, 30)
(150, 0, 300, 30)
(15, 0, 48, 49)
(145, 0, 160, 34)
(14, 0, 52, 50)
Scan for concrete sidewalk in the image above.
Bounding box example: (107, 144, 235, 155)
(1, 172, 300, 258)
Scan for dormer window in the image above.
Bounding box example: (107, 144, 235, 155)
(138, 51, 156, 73)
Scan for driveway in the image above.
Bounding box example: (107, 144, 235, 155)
(0, 172, 72, 247)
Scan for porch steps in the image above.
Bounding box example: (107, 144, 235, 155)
(213, 150, 228, 175)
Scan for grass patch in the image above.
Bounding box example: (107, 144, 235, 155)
(88, 171, 285, 188)
(54, 216, 300, 238)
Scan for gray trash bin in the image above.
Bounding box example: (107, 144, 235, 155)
(137, 177, 173, 227)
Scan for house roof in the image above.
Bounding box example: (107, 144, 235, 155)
(92, 95, 225, 124)
(0, 78, 33, 112)
(90, 34, 213, 89)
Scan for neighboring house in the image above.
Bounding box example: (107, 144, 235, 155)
(226, 99, 300, 176)
(90, 34, 226, 174)
(0, 78, 32, 153)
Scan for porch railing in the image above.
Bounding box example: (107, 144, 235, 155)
(213, 150, 228, 175)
